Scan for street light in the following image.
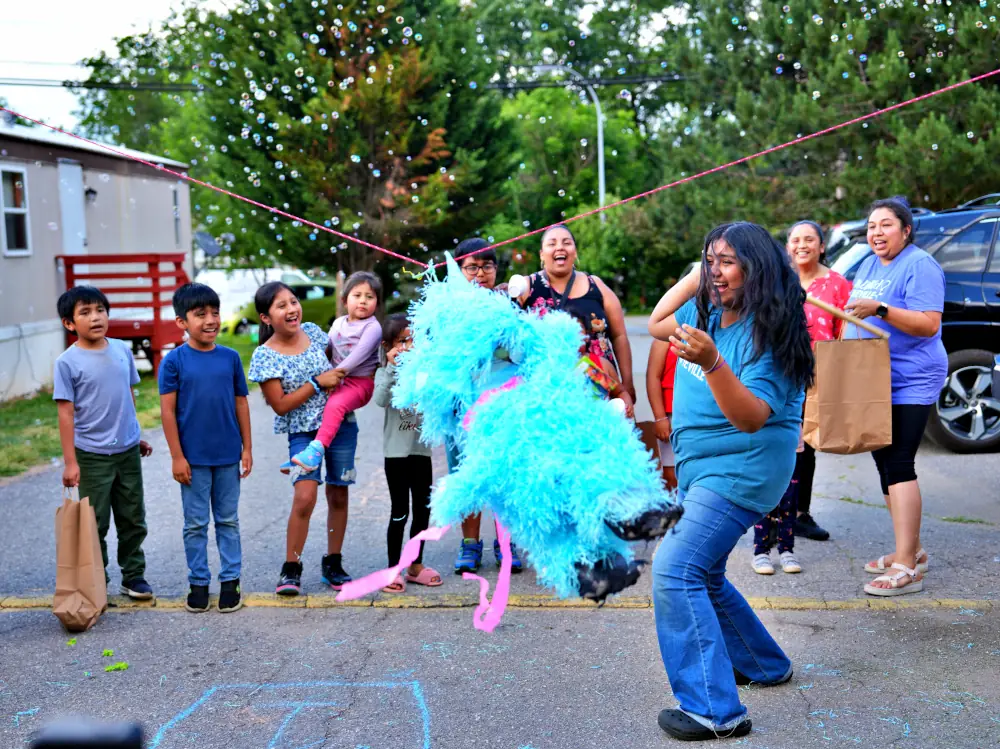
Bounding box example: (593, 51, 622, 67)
(532, 64, 606, 223)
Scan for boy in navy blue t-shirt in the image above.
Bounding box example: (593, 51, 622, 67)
(159, 283, 252, 613)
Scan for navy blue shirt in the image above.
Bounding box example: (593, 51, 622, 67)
(158, 344, 249, 466)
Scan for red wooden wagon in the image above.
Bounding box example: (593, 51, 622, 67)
(57, 253, 190, 375)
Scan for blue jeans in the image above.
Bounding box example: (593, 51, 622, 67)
(180, 464, 242, 586)
(289, 421, 359, 486)
(444, 437, 461, 474)
(652, 486, 792, 730)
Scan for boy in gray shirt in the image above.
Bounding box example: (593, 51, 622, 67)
(53, 286, 154, 600)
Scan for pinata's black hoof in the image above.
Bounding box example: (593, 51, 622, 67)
(576, 554, 644, 603)
(606, 504, 684, 542)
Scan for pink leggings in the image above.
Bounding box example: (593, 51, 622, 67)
(316, 376, 375, 447)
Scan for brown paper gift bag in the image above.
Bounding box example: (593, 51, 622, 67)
(802, 296, 892, 455)
(53, 489, 108, 632)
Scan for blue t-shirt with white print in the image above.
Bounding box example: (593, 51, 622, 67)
(670, 301, 804, 515)
(844, 245, 947, 405)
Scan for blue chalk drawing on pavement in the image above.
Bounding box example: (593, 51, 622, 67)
(150, 681, 431, 749)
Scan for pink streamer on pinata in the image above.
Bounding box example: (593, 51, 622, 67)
(461, 376, 522, 431)
(335, 525, 452, 600)
(463, 520, 513, 633)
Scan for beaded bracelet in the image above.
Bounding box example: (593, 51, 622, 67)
(655, 416, 670, 423)
(702, 352, 724, 375)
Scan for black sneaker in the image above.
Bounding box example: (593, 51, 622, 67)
(658, 708, 752, 741)
(121, 578, 154, 600)
(276, 562, 303, 596)
(219, 579, 243, 613)
(733, 666, 793, 687)
(794, 513, 830, 541)
(185, 584, 210, 613)
(321, 554, 352, 590)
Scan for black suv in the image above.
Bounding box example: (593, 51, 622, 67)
(828, 207, 1000, 453)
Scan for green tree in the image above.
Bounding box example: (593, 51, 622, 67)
(75, 0, 519, 282)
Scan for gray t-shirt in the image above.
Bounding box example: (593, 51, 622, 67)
(52, 338, 141, 455)
(373, 364, 432, 459)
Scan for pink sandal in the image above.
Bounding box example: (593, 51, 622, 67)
(404, 567, 443, 587)
(381, 575, 406, 594)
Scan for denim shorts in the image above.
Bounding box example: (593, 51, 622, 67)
(288, 421, 359, 486)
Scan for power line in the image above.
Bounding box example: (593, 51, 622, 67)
(0, 78, 200, 92)
(486, 73, 687, 91)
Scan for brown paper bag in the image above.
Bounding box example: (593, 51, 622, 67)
(53, 490, 108, 632)
(802, 296, 892, 454)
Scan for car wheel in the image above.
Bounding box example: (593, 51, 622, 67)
(926, 349, 1000, 453)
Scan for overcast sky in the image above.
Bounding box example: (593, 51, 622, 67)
(0, 0, 220, 131)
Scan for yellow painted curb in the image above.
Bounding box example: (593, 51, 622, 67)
(1, 593, 994, 613)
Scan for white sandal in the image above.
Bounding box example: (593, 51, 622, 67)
(864, 563, 924, 597)
(865, 548, 928, 575)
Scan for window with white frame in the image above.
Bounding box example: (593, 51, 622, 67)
(1, 166, 31, 256)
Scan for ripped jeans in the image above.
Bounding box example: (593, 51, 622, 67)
(288, 423, 359, 486)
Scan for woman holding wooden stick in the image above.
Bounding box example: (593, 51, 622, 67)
(844, 197, 947, 597)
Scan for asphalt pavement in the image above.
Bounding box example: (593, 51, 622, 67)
(0, 320, 997, 747)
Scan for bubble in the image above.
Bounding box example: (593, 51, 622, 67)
(831, 34, 839, 42)
(777, 53, 785, 61)
(372, 169, 381, 177)
(908, 72, 915, 79)
(402, 26, 413, 37)
(793, 62, 801, 70)
(309, 34, 320, 43)
(812, 14, 823, 25)
(731, 16, 739, 24)
(254, 89, 267, 100)
(812, 90, 821, 100)
(377, 4, 385, 11)
(301, 115, 312, 124)
(931, 144, 938, 151)
(782, 4, 790, 11)
(396, 15, 404, 23)
(726, 43, 734, 51)
(99, 173, 111, 183)
(48, 221, 59, 231)
(469, 81, 477, 89)
(897, 51, 905, 58)
(859, 54, 868, 62)
(557, 189, 565, 197)
(580, 138, 588, 147)
(967, 131, 975, 139)
(295, 67, 305, 77)
(842, 72, 849, 79)
(286, 52, 296, 61)
(350, 154, 361, 163)
(776, 67, 783, 74)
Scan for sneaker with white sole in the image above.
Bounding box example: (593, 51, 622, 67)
(752, 553, 775, 575)
(779, 551, 802, 573)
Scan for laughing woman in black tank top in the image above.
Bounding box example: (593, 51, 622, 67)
(518, 224, 636, 416)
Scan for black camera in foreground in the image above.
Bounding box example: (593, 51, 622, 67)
(31, 720, 143, 748)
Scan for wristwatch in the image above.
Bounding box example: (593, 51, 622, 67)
(876, 302, 889, 319)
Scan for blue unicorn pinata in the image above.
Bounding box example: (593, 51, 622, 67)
(391, 254, 682, 601)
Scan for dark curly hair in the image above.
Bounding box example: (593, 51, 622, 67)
(696, 222, 814, 392)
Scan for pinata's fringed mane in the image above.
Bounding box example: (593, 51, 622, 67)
(391, 254, 585, 452)
(389, 254, 676, 599)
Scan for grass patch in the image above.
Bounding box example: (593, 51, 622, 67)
(0, 334, 257, 478)
(940, 516, 993, 526)
(835, 496, 886, 509)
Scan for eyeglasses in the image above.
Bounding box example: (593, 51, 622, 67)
(461, 262, 497, 276)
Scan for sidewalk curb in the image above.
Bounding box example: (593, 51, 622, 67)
(1, 593, 993, 613)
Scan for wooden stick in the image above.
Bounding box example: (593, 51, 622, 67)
(806, 294, 890, 340)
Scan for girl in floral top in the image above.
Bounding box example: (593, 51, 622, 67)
(248, 282, 358, 596)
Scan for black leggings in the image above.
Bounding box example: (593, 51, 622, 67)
(795, 443, 816, 515)
(384, 456, 433, 567)
(872, 404, 932, 495)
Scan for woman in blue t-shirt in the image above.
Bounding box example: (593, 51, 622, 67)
(844, 197, 947, 598)
(646, 222, 814, 742)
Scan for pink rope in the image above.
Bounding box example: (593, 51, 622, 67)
(0, 107, 427, 267)
(445, 66, 1000, 267)
(4, 66, 998, 270)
